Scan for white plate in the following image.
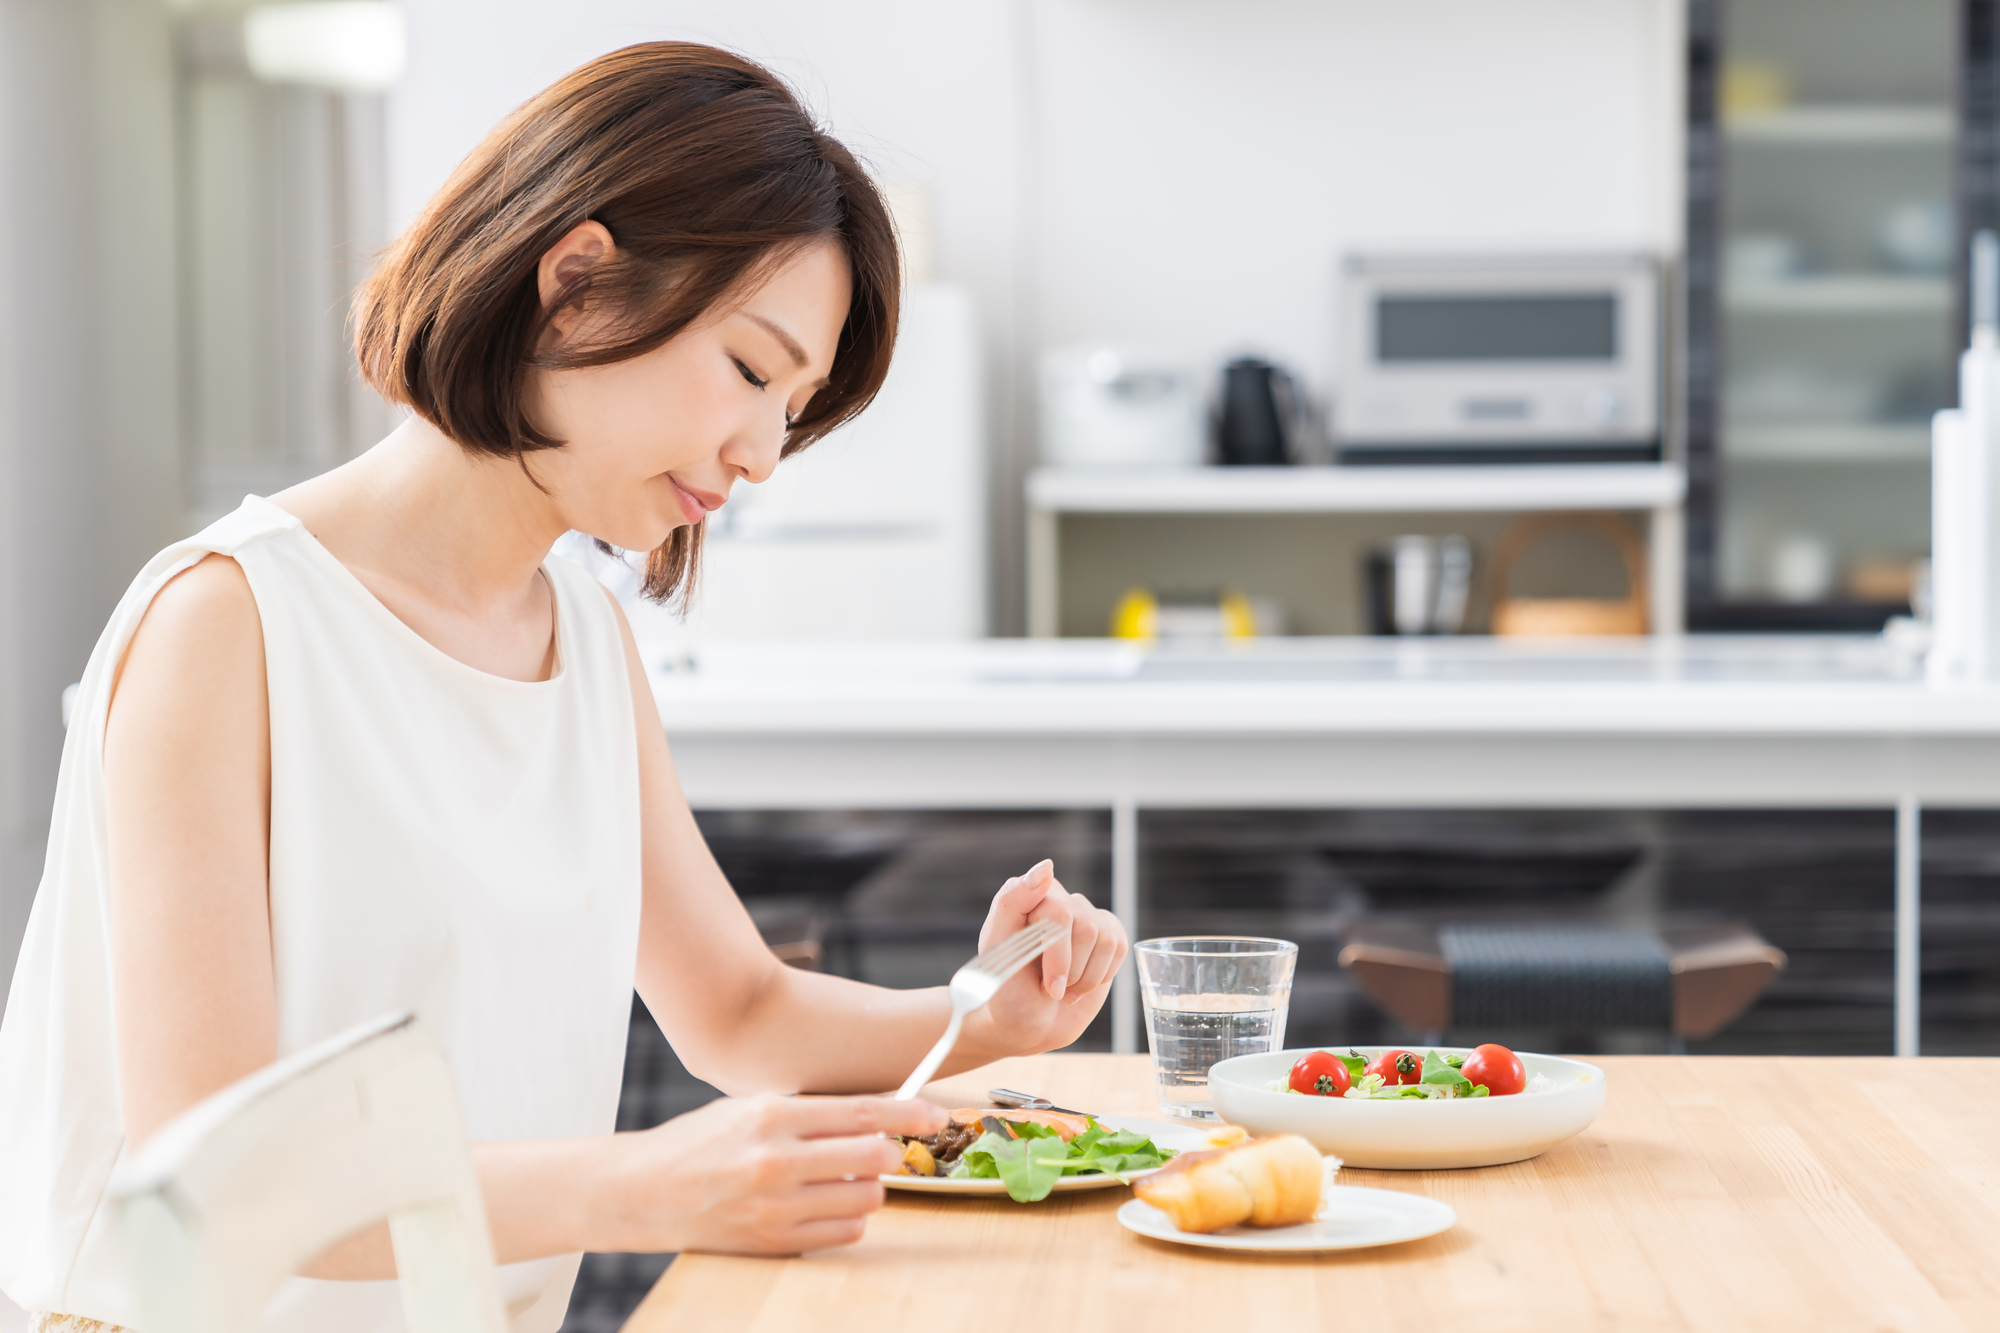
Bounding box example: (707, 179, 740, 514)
(1117, 1185, 1457, 1252)
(1209, 1046, 1607, 1170)
(882, 1115, 1209, 1196)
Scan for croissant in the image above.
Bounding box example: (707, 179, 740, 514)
(1132, 1133, 1325, 1233)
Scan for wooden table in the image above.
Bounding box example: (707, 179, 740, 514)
(626, 1053, 2000, 1332)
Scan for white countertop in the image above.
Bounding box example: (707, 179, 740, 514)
(1024, 463, 1686, 514)
(644, 634, 2000, 738)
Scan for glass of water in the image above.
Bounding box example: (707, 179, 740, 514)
(1135, 936, 1298, 1120)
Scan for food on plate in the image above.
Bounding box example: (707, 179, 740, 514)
(1288, 1049, 1352, 1097)
(950, 1106, 1093, 1139)
(1366, 1048, 1424, 1086)
(1269, 1046, 1553, 1099)
(898, 1138, 936, 1177)
(1460, 1043, 1527, 1097)
(1131, 1133, 1327, 1233)
(892, 1107, 1176, 1202)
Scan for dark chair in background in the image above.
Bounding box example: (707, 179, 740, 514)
(1339, 916, 1786, 1050)
(701, 824, 903, 978)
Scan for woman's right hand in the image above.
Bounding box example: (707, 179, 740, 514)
(598, 1094, 948, 1255)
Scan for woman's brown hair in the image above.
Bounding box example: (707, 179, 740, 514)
(354, 42, 900, 602)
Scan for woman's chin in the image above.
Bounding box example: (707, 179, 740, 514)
(586, 515, 685, 554)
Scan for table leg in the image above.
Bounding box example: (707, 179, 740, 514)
(1111, 796, 1139, 1055)
(1895, 793, 1921, 1058)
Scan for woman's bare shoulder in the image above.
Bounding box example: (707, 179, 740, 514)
(113, 553, 265, 702)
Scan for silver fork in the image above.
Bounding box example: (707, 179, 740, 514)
(893, 920, 1066, 1100)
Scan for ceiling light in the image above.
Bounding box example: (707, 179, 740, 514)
(244, 2, 406, 92)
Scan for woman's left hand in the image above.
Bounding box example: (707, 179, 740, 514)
(971, 860, 1128, 1055)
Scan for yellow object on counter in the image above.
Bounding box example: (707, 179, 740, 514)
(1109, 588, 1258, 640)
(1111, 588, 1158, 640)
(1218, 590, 1256, 640)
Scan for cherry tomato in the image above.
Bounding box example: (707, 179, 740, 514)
(1461, 1043, 1527, 1096)
(1288, 1050, 1352, 1097)
(1366, 1048, 1424, 1085)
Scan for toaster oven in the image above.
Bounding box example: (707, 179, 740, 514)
(1333, 253, 1661, 464)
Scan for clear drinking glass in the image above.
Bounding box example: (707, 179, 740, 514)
(1135, 936, 1298, 1120)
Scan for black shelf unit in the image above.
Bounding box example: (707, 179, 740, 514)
(1682, 0, 1999, 631)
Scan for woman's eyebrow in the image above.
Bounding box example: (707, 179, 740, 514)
(745, 313, 810, 368)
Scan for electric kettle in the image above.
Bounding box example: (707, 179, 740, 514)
(1217, 357, 1295, 465)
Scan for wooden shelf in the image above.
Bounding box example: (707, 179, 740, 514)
(1724, 105, 1952, 146)
(1026, 463, 1687, 515)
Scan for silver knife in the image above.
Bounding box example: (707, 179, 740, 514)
(987, 1086, 1088, 1116)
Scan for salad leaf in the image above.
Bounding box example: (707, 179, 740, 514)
(1068, 1125, 1173, 1178)
(954, 1125, 1074, 1201)
(1422, 1049, 1474, 1094)
(950, 1118, 1175, 1202)
(1339, 1049, 1369, 1081)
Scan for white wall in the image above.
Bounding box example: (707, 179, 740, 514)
(388, 0, 1682, 634)
(1031, 0, 1682, 381)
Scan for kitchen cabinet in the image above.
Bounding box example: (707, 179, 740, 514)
(1024, 464, 1686, 638)
(1683, 0, 1984, 627)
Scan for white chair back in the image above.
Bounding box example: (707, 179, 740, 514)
(109, 1012, 508, 1333)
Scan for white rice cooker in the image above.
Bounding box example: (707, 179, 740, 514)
(1040, 346, 1205, 468)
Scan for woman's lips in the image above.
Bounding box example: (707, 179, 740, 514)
(668, 476, 723, 525)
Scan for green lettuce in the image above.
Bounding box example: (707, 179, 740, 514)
(951, 1118, 1175, 1202)
(1421, 1049, 1488, 1097)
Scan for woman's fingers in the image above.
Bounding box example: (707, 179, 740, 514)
(984, 860, 1055, 946)
(777, 1094, 946, 1141)
(985, 859, 1133, 1005)
(1067, 906, 1125, 1004)
(1057, 892, 1102, 991)
(786, 1177, 890, 1222)
(1029, 879, 1078, 1001)
(786, 1132, 906, 1184)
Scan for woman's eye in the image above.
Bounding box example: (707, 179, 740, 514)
(733, 358, 768, 390)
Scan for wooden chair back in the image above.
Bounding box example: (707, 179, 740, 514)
(109, 1012, 507, 1333)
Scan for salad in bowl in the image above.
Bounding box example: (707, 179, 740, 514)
(1210, 1044, 1606, 1169)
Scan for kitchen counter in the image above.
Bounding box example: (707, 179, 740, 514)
(645, 634, 2000, 1056)
(648, 633, 1999, 738)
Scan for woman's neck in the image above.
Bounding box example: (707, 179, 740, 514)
(279, 417, 565, 608)
(269, 416, 570, 682)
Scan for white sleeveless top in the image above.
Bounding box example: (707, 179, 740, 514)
(0, 497, 644, 1331)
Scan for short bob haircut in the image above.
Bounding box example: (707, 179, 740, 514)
(354, 42, 900, 602)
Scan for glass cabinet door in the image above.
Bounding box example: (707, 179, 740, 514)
(1688, 0, 1959, 627)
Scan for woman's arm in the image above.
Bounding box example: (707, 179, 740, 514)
(104, 555, 279, 1149)
(103, 558, 943, 1277)
(614, 600, 1128, 1097)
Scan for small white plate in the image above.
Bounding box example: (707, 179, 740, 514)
(882, 1115, 1208, 1196)
(1117, 1185, 1457, 1252)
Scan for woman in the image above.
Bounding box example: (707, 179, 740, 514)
(0, 42, 1125, 1332)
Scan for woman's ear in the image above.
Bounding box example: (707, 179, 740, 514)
(537, 219, 617, 336)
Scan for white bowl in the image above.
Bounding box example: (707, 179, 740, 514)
(1209, 1046, 1606, 1169)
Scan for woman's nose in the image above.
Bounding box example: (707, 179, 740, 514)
(726, 422, 786, 485)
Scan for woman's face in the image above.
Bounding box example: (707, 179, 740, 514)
(524, 229, 853, 552)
